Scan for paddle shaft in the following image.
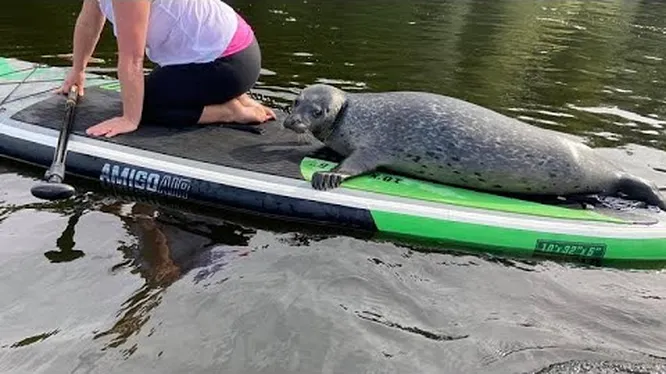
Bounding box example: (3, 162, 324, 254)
(44, 85, 79, 183)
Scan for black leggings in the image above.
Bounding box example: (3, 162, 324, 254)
(140, 38, 261, 127)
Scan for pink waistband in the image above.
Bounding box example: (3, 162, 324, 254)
(221, 13, 255, 57)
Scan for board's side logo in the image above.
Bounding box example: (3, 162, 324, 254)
(100, 163, 191, 199)
(534, 239, 607, 264)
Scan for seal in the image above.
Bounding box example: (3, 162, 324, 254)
(282, 84, 666, 210)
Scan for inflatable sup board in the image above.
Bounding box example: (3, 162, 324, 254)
(1, 57, 665, 267)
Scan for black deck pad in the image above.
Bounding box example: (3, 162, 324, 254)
(11, 86, 343, 179)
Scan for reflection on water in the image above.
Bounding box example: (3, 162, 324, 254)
(45, 207, 86, 263)
(2, 0, 666, 373)
(0, 186, 262, 358)
(89, 200, 258, 353)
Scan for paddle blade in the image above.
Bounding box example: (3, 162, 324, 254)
(30, 182, 75, 201)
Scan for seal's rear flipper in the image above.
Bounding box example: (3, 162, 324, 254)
(616, 174, 666, 211)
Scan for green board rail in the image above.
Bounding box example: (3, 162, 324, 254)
(299, 157, 666, 266)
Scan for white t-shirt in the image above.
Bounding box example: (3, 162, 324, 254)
(97, 0, 238, 66)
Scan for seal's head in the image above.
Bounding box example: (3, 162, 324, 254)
(283, 84, 347, 141)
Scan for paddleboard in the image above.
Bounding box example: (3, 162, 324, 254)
(1, 57, 665, 267)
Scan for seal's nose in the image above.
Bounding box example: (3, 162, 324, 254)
(283, 114, 306, 133)
(283, 115, 296, 129)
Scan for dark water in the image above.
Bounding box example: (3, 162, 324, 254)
(2, 1, 666, 373)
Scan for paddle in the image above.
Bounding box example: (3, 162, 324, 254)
(30, 85, 80, 201)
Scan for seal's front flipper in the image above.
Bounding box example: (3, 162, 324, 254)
(311, 148, 383, 190)
(615, 174, 666, 211)
(312, 172, 345, 190)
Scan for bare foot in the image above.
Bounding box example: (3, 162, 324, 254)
(239, 93, 276, 120)
(199, 97, 274, 125)
(234, 105, 266, 124)
(261, 105, 276, 120)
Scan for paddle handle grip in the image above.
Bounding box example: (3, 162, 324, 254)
(66, 85, 79, 106)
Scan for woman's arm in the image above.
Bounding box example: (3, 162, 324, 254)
(72, 0, 106, 73)
(58, 0, 106, 95)
(112, 0, 151, 126)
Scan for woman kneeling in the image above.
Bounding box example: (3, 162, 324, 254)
(58, 0, 275, 138)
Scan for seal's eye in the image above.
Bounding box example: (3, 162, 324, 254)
(294, 99, 301, 107)
(313, 108, 323, 117)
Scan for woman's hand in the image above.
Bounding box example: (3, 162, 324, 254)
(57, 69, 86, 96)
(86, 116, 139, 138)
